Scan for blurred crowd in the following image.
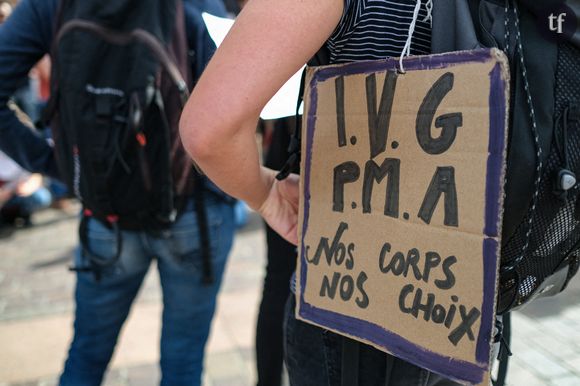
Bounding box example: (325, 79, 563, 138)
(0, 0, 70, 237)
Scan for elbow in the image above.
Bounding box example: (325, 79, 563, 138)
(179, 108, 219, 163)
(179, 85, 257, 164)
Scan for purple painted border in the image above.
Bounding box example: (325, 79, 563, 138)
(476, 63, 507, 364)
(299, 49, 507, 385)
(313, 49, 492, 84)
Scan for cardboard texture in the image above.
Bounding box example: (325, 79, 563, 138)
(296, 49, 509, 385)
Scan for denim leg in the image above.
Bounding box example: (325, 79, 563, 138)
(59, 217, 151, 386)
(284, 295, 462, 386)
(1, 187, 52, 216)
(153, 197, 235, 386)
(284, 296, 334, 386)
(18, 187, 52, 213)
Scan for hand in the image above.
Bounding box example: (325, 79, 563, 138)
(258, 172, 300, 245)
(16, 174, 42, 196)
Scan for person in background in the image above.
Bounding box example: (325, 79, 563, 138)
(0, 94, 52, 233)
(0, 149, 52, 229)
(0, 1, 236, 385)
(2, 3, 70, 209)
(7, 1, 43, 125)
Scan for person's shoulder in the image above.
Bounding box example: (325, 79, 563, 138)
(8, 0, 59, 37)
(2, 0, 59, 46)
(23, 0, 58, 19)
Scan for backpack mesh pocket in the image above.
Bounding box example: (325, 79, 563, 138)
(498, 42, 580, 313)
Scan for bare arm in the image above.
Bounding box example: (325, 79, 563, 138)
(180, 0, 343, 244)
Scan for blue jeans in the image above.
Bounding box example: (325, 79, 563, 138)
(59, 195, 235, 386)
(284, 296, 461, 386)
(1, 186, 52, 216)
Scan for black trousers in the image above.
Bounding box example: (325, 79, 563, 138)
(256, 224, 297, 386)
(256, 117, 298, 386)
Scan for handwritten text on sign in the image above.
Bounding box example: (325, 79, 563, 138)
(297, 50, 509, 385)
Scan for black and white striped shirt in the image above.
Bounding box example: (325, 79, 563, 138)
(327, 0, 432, 64)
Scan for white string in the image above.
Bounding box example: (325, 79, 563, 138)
(423, 0, 433, 27)
(399, 0, 422, 73)
(504, 0, 510, 54)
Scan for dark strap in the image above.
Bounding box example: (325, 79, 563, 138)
(55, 20, 189, 104)
(193, 175, 213, 285)
(275, 68, 307, 180)
(276, 45, 330, 180)
(151, 88, 176, 221)
(385, 353, 395, 386)
(492, 313, 511, 386)
(73, 212, 123, 281)
(341, 337, 360, 386)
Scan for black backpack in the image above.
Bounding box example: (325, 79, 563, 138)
(473, 0, 580, 315)
(45, 0, 213, 281)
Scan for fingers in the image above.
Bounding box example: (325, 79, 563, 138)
(257, 173, 301, 246)
(278, 173, 300, 211)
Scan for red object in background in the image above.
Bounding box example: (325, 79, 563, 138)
(36, 55, 51, 101)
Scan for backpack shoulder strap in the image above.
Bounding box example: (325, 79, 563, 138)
(275, 45, 330, 180)
(42, 0, 68, 124)
(431, 0, 482, 54)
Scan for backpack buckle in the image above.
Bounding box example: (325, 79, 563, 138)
(557, 169, 577, 191)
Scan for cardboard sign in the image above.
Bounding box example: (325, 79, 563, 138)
(297, 49, 509, 385)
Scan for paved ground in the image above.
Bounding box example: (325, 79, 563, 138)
(0, 205, 579, 386)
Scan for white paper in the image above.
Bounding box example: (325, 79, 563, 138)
(202, 12, 303, 120)
(202, 12, 234, 47)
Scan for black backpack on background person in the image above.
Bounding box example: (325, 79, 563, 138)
(45, 0, 214, 282)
